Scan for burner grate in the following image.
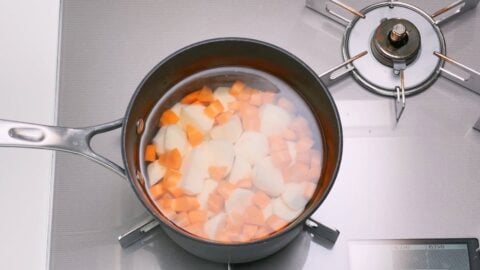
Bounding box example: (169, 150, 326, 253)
(308, 0, 480, 123)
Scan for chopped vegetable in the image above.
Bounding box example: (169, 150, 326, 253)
(215, 111, 233, 125)
(185, 124, 203, 147)
(204, 100, 224, 118)
(159, 149, 182, 170)
(197, 86, 215, 104)
(160, 109, 180, 126)
(181, 90, 201, 104)
(208, 166, 228, 181)
(229, 81, 245, 96)
(252, 191, 271, 209)
(145, 144, 156, 162)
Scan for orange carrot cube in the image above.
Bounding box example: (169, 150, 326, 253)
(252, 191, 271, 209)
(181, 90, 201, 104)
(236, 178, 252, 188)
(207, 193, 224, 213)
(162, 169, 182, 187)
(282, 128, 297, 141)
(229, 81, 245, 96)
(271, 149, 292, 168)
(197, 86, 214, 104)
(249, 92, 263, 106)
(261, 91, 276, 104)
(159, 148, 182, 170)
(204, 100, 224, 118)
(208, 166, 228, 181)
(160, 109, 180, 126)
(216, 181, 235, 199)
(174, 212, 190, 227)
(166, 185, 184, 198)
(188, 210, 208, 224)
(277, 97, 295, 112)
(266, 215, 288, 231)
(158, 197, 173, 209)
(268, 135, 288, 152)
(215, 111, 233, 125)
(242, 224, 258, 240)
(184, 223, 207, 238)
(172, 196, 199, 212)
(150, 183, 164, 200)
(185, 124, 203, 147)
(144, 144, 156, 162)
(244, 205, 265, 226)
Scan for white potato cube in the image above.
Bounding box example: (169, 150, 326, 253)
(205, 213, 226, 239)
(272, 198, 302, 221)
(228, 157, 251, 184)
(260, 104, 292, 136)
(197, 179, 218, 209)
(147, 161, 166, 186)
(180, 104, 214, 133)
(234, 131, 269, 165)
(252, 157, 285, 197)
(281, 183, 308, 211)
(210, 115, 243, 143)
(164, 124, 188, 155)
(213, 87, 236, 109)
(180, 144, 209, 195)
(225, 188, 254, 214)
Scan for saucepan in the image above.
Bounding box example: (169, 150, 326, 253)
(0, 38, 342, 263)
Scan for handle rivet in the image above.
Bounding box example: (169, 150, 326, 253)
(136, 119, 144, 135)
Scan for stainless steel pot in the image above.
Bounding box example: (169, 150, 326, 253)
(0, 38, 342, 263)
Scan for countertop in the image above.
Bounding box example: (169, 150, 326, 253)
(0, 1, 59, 269)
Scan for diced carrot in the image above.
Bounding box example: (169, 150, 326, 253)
(188, 210, 208, 224)
(242, 115, 260, 131)
(236, 178, 252, 188)
(208, 166, 228, 181)
(296, 137, 315, 152)
(244, 205, 265, 226)
(216, 181, 235, 199)
(252, 191, 271, 209)
(296, 149, 311, 164)
(150, 183, 164, 200)
(253, 226, 273, 239)
(172, 196, 200, 212)
(161, 193, 174, 200)
(225, 212, 244, 233)
(229, 81, 245, 96)
(237, 87, 255, 101)
(158, 197, 173, 209)
(160, 109, 180, 126)
(144, 144, 156, 162)
(249, 92, 263, 106)
(277, 97, 295, 112)
(266, 215, 288, 231)
(304, 182, 317, 198)
(271, 149, 292, 168)
(268, 135, 288, 152)
(227, 101, 241, 111)
(197, 86, 214, 104)
(184, 223, 207, 238)
(166, 185, 184, 197)
(290, 116, 309, 131)
(284, 163, 310, 182)
(160, 208, 176, 220)
(238, 103, 258, 118)
(282, 128, 297, 141)
(181, 90, 201, 104)
(159, 148, 182, 170)
(174, 212, 190, 227)
(216, 230, 230, 242)
(242, 224, 258, 240)
(215, 111, 233, 125)
(162, 169, 182, 187)
(261, 91, 276, 104)
(185, 124, 203, 147)
(207, 193, 224, 213)
(204, 100, 224, 118)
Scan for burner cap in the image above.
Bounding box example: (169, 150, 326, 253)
(371, 18, 421, 67)
(342, 2, 446, 97)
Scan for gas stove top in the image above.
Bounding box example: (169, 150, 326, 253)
(49, 1, 480, 269)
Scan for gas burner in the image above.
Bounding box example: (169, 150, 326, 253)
(307, 0, 480, 122)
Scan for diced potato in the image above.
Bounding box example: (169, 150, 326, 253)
(205, 213, 226, 239)
(164, 125, 188, 155)
(205, 140, 235, 174)
(213, 87, 236, 109)
(197, 179, 218, 209)
(272, 198, 302, 221)
(180, 104, 214, 133)
(210, 115, 243, 143)
(260, 104, 293, 136)
(225, 188, 254, 214)
(180, 145, 209, 195)
(152, 126, 167, 155)
(252, 157, 285, 197)
(147, 161, 166, 186)
(281, 183, 309, 211)
(234, 132, 269, 165)
(228, 157, 251, 184)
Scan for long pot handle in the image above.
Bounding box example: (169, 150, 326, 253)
(0, 119, 126, 178)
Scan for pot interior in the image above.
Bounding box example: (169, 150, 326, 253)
(122, 38, 342, 246)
